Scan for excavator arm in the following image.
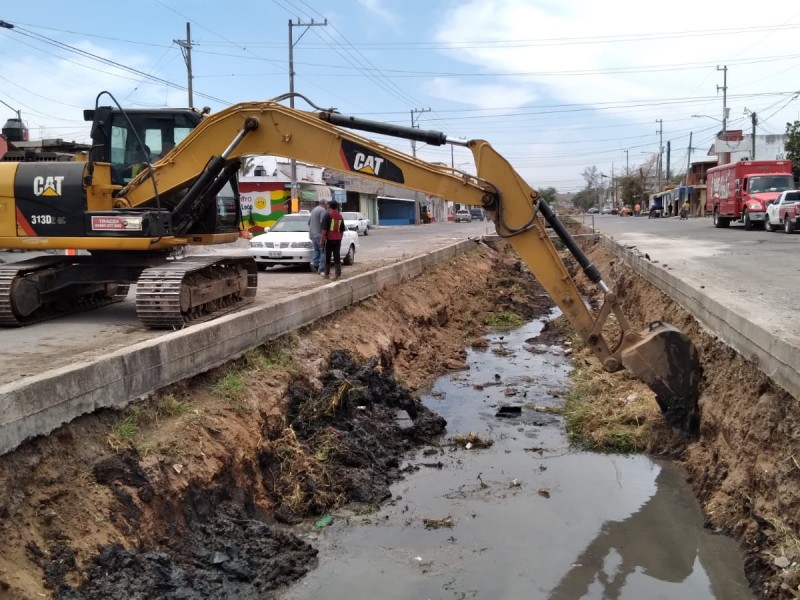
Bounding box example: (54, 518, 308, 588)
(118, 101, 701, 433)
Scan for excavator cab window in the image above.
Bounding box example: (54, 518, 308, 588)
(109, 113, 196, 185)
(86, 107, 201, 186)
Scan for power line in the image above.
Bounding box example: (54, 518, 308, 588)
(173, 22, 800, 49)
(3, 23, 230, 104)
(186, 50, 800, 79)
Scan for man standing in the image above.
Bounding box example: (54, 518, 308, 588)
(308, 199, 327, 274)
(320, 200, 346, 280)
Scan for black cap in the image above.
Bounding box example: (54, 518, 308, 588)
(329, 200, 339, 208)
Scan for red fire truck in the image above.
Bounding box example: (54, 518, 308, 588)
(706, 160, 794, 229)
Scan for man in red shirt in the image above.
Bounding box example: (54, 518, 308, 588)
(319, 200, 346, 280)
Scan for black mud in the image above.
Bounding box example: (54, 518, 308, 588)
(54, 350, 446, 599)
(56, 515, 317, 600)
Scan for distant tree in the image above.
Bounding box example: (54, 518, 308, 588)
(537, 186, 558, 205)
(572, 188, 598, 211)
(617, 174, 647, 207)
(785, 121, 800, 179)
(668, 171, 686, 186)
(239, 157, 256, 176)
(581, 165, 600, 190)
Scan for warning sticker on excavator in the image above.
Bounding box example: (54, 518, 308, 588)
(91, 216, 143, 231)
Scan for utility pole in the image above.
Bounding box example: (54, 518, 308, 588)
(611, 163, 615, 208)
(624, 149, 629, 175)
(655, 119, 663, 192)
(686, 132, 693, 183)
(749, 110, 758, 159)
(410, 107, 430, 225)
(288, 18, 327, 214)
(174, 23, 193, 108)
(666, 141, 671, 182)
(409, 108, 431, 158)
(717, 65, 728, 135)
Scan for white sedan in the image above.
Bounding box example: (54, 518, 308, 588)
(341, 211, 370, 235)
(249, 214, 359, 269)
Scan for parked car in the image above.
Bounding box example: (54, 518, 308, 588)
(587, 207, 599, 214)
(455, 209, 472, 223)
(469, 207, 485, 221)
(765, 190, 800, 233)
(249, 214, 359, 269)
(341, 211, 370, 235)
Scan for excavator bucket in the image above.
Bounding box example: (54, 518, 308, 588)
(619, 321, 701, 435)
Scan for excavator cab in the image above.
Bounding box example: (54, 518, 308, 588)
(83, 106, 241, 236)
(84, 106, 201, 186)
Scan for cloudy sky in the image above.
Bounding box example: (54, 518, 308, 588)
(2, 0, 800, 191)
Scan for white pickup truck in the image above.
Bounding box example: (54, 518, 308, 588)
(765, 190, 800, 233)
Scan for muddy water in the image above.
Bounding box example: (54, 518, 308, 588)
(282, 316, 753, 600)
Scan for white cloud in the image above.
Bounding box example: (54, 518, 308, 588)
(356, 0, 401, 28)
(432, 0, 800, 128)
(426, 77, 538, 109)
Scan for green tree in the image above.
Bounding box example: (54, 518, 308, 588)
(617, 174, 647, 207)
(537, 186, 558, 205)
(572, 188, 597, 211)
(785, 121, 800, 179)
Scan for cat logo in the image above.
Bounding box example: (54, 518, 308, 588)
(341, 139, 404, 184)
(352, 152, 385, 176)
(33, 176, 65, 197)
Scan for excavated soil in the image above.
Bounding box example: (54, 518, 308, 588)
(0, 232, 797, 599)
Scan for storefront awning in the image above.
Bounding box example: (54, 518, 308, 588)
(295, 184, 345, 203)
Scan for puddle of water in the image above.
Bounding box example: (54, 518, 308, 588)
(282, 315, 753, 600)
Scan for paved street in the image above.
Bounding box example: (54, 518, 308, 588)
(580, 212, 800, 347)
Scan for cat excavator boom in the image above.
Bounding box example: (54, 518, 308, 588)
(0, 97, 700, 432)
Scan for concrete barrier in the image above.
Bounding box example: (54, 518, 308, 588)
(600, 237, 800, 400)
(0, 239, 479, 456)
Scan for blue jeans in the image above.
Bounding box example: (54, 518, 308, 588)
(311, 237, 324, 272)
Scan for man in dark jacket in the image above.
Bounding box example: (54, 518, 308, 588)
(308, 199, 327, 273)
(320, 200, 346, 280)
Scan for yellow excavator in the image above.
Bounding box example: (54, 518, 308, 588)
(0, 93, 700, 432)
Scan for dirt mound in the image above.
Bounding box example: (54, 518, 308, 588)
(262, 349, 447, 522)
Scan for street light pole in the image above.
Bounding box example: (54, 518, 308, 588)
(599, 172, 609, 210)
(717, 65, 728, 135)
(0, 99, 21, 123)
